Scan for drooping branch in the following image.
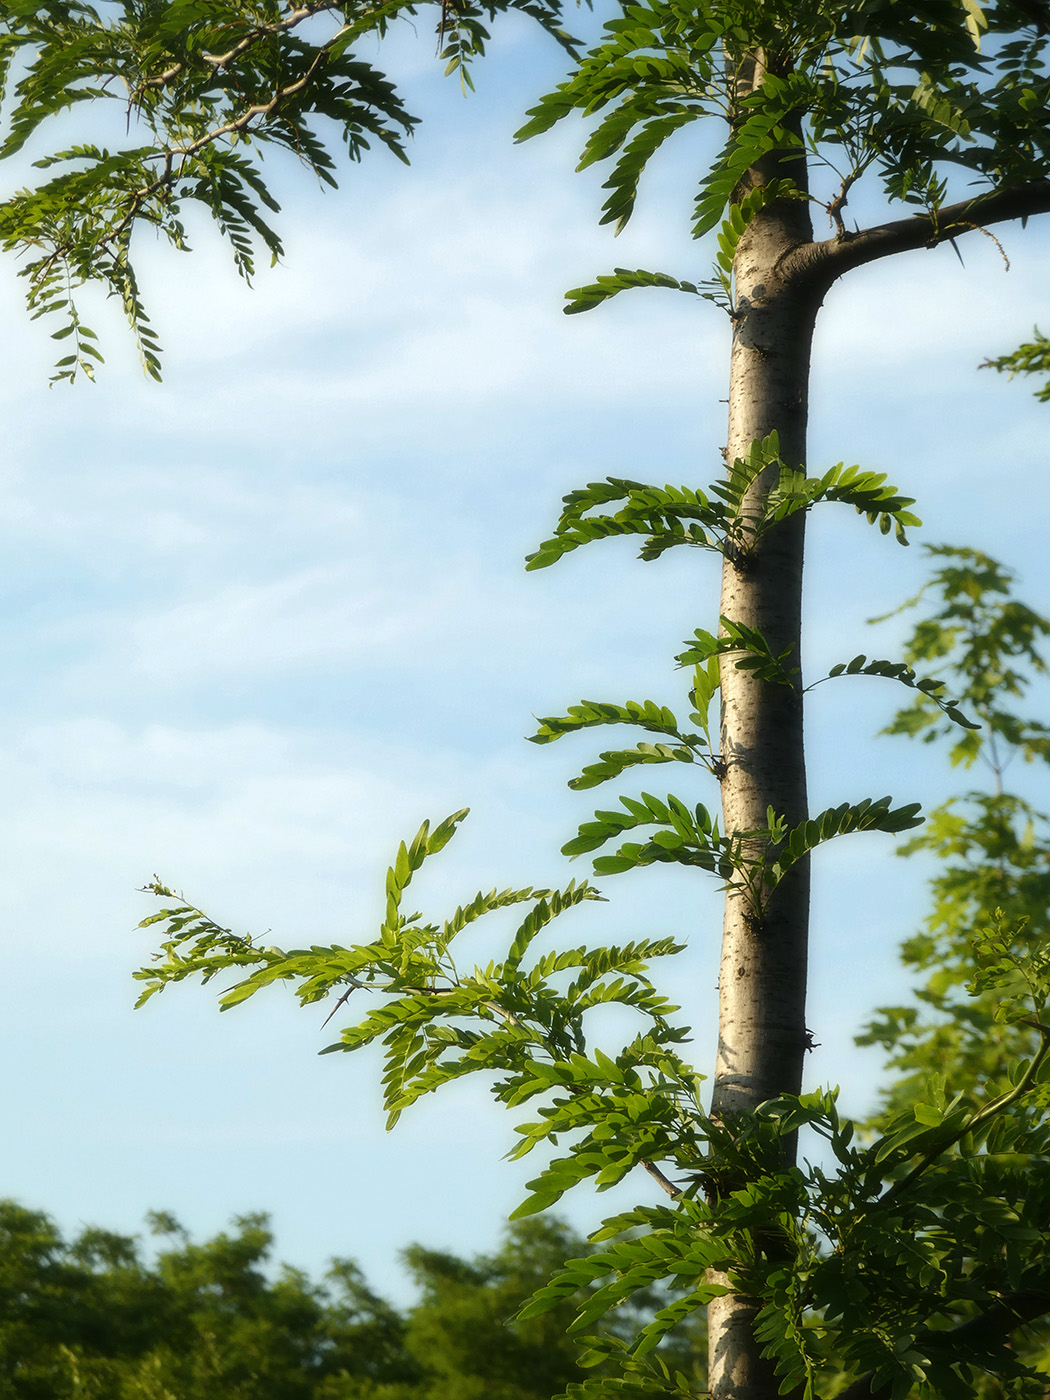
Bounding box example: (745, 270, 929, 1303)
(793, 180, 1050, 286)
(103, 43, 337, 252)
(833, 1281, 1050, 1400)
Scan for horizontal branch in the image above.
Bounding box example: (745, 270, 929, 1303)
(833, 1281, 1050, 1400)
(794, 181, 1050, 287)
(134, 1, 353, 90)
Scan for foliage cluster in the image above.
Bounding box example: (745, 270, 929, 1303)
(0, 1203, 682, 1400)
(0, 0, 574, 381)
(983, 330, 1050, 402)
(3, 0, 1050, 379)
(860, 547, 1050, 1122)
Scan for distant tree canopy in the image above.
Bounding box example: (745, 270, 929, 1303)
(0, 1199, 413, 1399)
(0, 1202, 704, 1399)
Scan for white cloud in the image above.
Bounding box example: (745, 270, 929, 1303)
(124, 563, 442, 680)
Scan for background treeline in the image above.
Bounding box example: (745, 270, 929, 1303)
(0, 1204, 704, 1400)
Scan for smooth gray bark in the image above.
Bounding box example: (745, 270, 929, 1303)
(707, 189, 822, 1400)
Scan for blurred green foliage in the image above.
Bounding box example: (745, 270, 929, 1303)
(859, 545, 1050, 1119)
(0, 1203, 703, 1399)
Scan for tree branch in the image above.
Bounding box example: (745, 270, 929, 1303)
(643, 1159, 682, 1198)
(795, 181, 1050, 286)
(133, 1, 347, 91)
(102, 42, 337, 252)
(833, 1282, 1050, 1400)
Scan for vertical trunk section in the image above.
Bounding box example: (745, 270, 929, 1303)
(705, 198, 820, 1400)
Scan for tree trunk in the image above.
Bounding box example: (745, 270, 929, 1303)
(706, 188, 822, 1399)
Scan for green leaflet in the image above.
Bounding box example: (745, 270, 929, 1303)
(596, 110, 701, 235)
(566, 743, 695, 791)
(675, 617, 799, 690)
(692, 105, 804, 238)
(531, 697, 682, 744)
(961, 0, 988, 47)
(809, 654, 978, 730)
(762, 797, 925, 896)
(524, 433, 777, 570)
(563, 267, 703, 316)
(526, 437, 921, 571)
(764, 461, 921, 545)
(529, 696, 721, 786)
(713, 183, 789, 277)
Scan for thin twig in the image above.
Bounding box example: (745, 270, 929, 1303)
(644, 1160, 683, 1198)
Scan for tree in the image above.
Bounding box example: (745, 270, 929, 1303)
(0, 1199, 419, 1398)
(398, 1215, 703, 1400)
(859, 544, 1050, 1120)
(855, 546, 1050, 1398)
(6, 1, 1050, 1398)
(400, 1219, 595, 1400)
(0, 1201, 698, 1399)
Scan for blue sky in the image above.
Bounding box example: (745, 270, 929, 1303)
(0, 7, 1047, 1301)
